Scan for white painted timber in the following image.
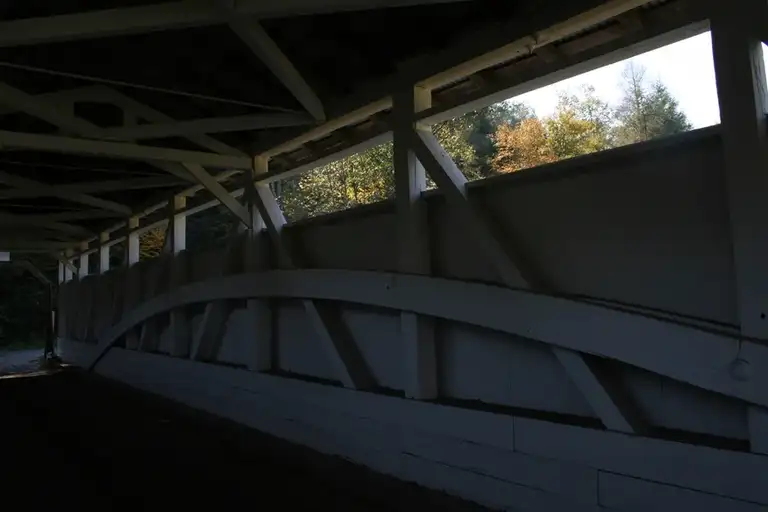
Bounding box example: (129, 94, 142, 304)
(515, 417, 768, 505)
(87, 269, 768, 408)
(0, 170, 131, 215)
(250, 156, 373, 389)
(182, 163, 251, 227)
(58, 342, 762, 510)
(220, 9, 325, 121)
(98, 112, 313, 140)
(597, 472, 765, 511)
(393, 86, 435, 400)
(0, 130, 251, 169)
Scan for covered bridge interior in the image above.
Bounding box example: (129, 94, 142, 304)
(2, 0, 768, 510)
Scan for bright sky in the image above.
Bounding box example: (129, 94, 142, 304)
(507, 32, 768, 129)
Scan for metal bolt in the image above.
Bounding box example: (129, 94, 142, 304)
(730, 358, 751, 382)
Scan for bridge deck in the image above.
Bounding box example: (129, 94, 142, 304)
(1, 368, 488, 510)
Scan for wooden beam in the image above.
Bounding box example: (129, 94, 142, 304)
(242, 171, 271, 372)
(168, 250, 191, 358)
(0, 130, 251, 169)
(0, 211, 92, 236)
(86, 86, 246, 157)
(0, 171, 132, 215)
(0, 82, 101, 136)
(219, 5, 325, 121)
(126, 216, 140, 266)
(711, 0, 768, 454)
(393, 85, 436, 400)
(250, 156, 373, 389)
(0, 176, 184, 200)
(98, 232, 110, 274)
(182, 163, 251, 227)
(410, 127, 646, 434)
(99, 112, 313, 140)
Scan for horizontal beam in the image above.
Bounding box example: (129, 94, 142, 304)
(420, 7, 707, 125)
(0, 212, 93, 236)
(99, 112, 314, 140)
(0, 176, 184, 200)
(87, 269, 768, 410)
(0, 130, 251, 169)
(22, 210, 121, 223)
(0, 0, 471, 47)
(0, 170, 132, 215)
(416, 0, 655, 90)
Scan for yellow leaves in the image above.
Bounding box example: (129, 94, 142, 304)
(492, 104, 612, 175)
(139, 227, 166, 260)
(492, 118, 556, 173)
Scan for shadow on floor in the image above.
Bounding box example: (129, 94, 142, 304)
(0, 368, 490, 510)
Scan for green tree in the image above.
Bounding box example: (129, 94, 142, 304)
(462, 102, 534, 177)
(492, 88, 612, 173)
(614, 63, 691, 145)
(278, 111, 483, 221)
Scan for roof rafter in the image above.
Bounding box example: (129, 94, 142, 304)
(0, 82, 197, 184)
(217, 1, 326, 121)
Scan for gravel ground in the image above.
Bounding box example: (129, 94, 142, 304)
(0, 368, 492, 511)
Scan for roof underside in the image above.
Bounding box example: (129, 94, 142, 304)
(0, 0, 696, 249)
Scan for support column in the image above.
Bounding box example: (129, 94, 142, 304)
(64, 248, 74, 282)
(710, 0, 768, 454)
(170, 195, 186, 253)
(78, 241, 89, 279)
(393, 85, 437, 400)
(244, 157, 272, 371)
(98, 232, 110, 274)
(167, 196, 190, 358)
(124, 216, 140, 349)
(58, 260, 64, 284)
(126, 216, 140, 266)
(77, 241, 92, 340)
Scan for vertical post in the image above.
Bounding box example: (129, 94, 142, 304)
(64, 248, 74, 282)
(126, 216, 140, 266)
(393, 84, 437, 399)
(167, 196, 190, 357)
(124, 216, 140, 348)
(99, 232, 110, 274)
(78, 242, 89, 279)
(170, 195, 187, 254)
(58, 260, 64, 284)
(247, 157, 272, 372)
(711, 0, 768, 454)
